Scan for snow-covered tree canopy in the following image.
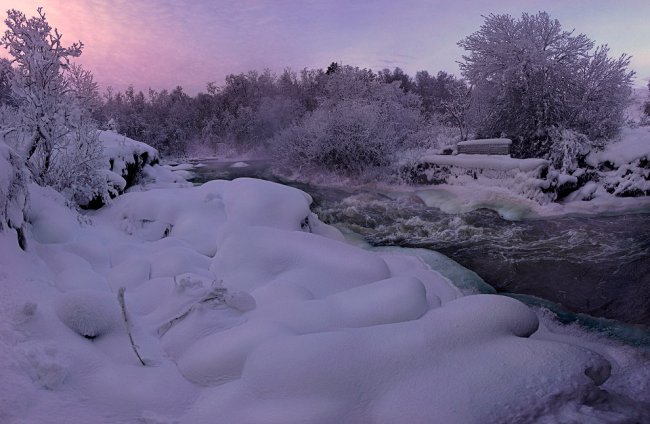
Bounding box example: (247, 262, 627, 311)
(0, 8, 116, 207)
(459, 12, 635, 158)
(1, 7, 84, 182)
(273, 65, 427, 175)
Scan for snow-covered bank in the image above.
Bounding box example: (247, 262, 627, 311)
(396, 127, 650, 219)
(94, 131, 160, 204)
(1, 177, 649, 423)
(587, 126, 650, 197)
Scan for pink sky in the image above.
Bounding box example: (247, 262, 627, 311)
(1, 0, 649, 94)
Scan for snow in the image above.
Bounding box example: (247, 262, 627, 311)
(395, 125, 650, 217)
(391, 133, 650, 219)
(416, 153, 548, 172)
(585, 127, 650, 197)
(99, 130, 158, 169)
(413, 182, 650, 220)
(589, 126, 650, 167)
(55, 290, 121, 338)
(416, 184, 542, 220)
(1, 175, 649, 423)
(96, 130, 165, 201)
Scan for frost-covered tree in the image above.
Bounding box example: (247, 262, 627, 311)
(377, 67, 414, 93)
(1, 8, 107, 205)
(1, 7, 83, 182)
(0, 58, 14, 106)
(67, 63, 102, 122)
(458, 12, 634, 158)
(412, 70, 467, 122)
(440, 77, 472, 141)
(547, 128, 590, 173)
(273, 65, 425, 175)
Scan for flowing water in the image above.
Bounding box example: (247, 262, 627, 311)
(189, 159, 650, 344)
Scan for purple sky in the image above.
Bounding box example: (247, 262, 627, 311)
(2, 0, 649, 94)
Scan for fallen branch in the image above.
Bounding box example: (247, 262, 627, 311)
(156, 286, 228, 337)
(117, 287, 146, 366)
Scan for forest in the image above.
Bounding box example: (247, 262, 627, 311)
(1, 9, 645, 208)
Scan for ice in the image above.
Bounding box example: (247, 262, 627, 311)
(416, 185, 540, 220)
(417, 153, 549, 172)
(372, 246, 496, 295)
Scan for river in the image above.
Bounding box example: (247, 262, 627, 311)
(188, 159, 650, 344)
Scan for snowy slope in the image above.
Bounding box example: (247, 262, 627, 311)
(0, 178, 648, 423)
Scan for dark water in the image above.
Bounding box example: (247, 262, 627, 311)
(189, 159, 650, 335)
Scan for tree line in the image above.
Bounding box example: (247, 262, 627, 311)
(0, 8, 645, 198)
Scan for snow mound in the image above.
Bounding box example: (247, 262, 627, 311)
(55, 290, 121, 338)
(100, 130, 158, 174)
(27, 184, 81, 244)
(91, 131, 166, 205)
